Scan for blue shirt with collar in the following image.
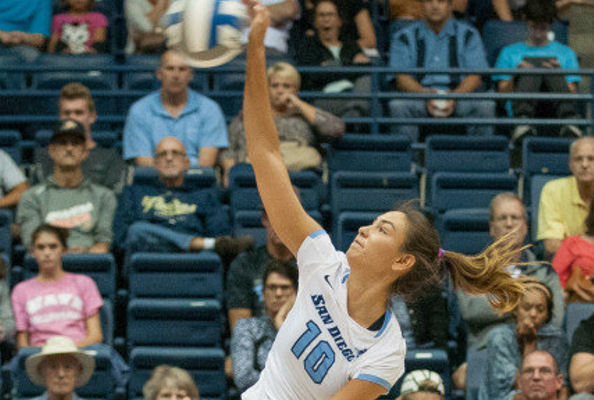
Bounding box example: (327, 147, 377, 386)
(0, 0, 52, 36)
(389, 18, 489, 90)
(123, 89, 228, 166)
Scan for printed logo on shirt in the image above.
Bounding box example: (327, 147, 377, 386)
(141, 196, 197, 217)
(311, 294, 356, 361)
(45, 202, 94, 229)
(26, 293, 84, 325)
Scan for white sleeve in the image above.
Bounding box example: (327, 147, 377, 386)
(296, 230, 342, 277)
(0, 150, 25, 193)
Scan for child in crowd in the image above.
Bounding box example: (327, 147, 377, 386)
(47, 0, 107, 54)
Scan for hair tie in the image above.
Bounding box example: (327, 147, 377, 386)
(438, 248, 445, 259)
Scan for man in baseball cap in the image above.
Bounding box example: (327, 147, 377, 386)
(25, 336, 96, 400)
(397, 369, 446, 400)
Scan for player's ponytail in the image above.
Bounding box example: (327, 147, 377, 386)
(442, 235, 534, 313)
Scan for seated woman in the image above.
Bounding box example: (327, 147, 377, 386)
(10, 224, 128, 384)
(552, 197, 594, 303)
(143, 365, 200, 400)
(12, 224, 103, 348)
(230, 260, 297, 393)
(295, 0, 371, 120)
(220, 61, 344, 185)
(479, 281, 569, 400)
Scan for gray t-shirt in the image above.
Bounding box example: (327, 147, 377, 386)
(0, 149, 25, 198)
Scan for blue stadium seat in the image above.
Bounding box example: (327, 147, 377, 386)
(440, 208, 491, 254)
(31, 54, 118, 91)
(228, 163, 321, 213)
(327, 134, 412, 172)
(529, 174, 564, 242)
(128, 252, 223, 301)
(521, 137, 571, 206)
(128, 347, 226, 400)
(123, 55, 162, 90)
(23, 253, 117, 301)
(564, 302, 594, 342)
(127, 298, 222, 348)
(12, 344, 118, 400)
(429, 172, 518, 214)
(131, 166, 216, 188)
(210, 66, 246, 118)
(0, 129, 22, 164)
(334, 211, 380, 252)
(0, 53, 25, 90)
(100, 299, 114, 346)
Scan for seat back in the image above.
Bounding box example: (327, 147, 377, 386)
(327, 134, 412, 172)
(334, 212, 380, 252)
(131, 166, 217, 188)
(440, 208, 491, 254)
(128, 252, 223, 301)
(564, 302, 594, 342)
(0, 130, 22, 164)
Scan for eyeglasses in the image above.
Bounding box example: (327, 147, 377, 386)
(265, 284, 293, 292)
(155, 150, 186, 159)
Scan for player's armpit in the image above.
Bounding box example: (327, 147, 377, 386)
(329, 378, 389, 400)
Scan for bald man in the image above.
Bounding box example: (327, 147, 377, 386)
(537, 137, 594, 255)
(123, 49, 229, 168)
(113, 137, 252, 267)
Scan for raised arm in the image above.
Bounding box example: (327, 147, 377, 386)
(243, 0, 320, 255)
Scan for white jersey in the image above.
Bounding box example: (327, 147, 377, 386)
(242, 230, 406, 399)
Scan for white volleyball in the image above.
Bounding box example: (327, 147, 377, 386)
(165, 0, 248, 68)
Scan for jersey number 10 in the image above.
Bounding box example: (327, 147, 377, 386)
(291, 320, 336, 383)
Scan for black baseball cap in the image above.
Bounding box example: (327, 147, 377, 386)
(50, 119, 86, 144)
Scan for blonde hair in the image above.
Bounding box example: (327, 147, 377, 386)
(59, 82, 96, 114)
(266, 62, 301, 91)
(394, 202, 535, 313)
(142, 365, 200, 400)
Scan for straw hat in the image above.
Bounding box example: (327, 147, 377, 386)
(25, 336, 96, 387)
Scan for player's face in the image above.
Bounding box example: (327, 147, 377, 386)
(569, 139, 594, 185)
(154, 138, 190, 180)
(518, 352, 563, 400)
(313, 1, 342, 41)
(263, 272, 296, 317)
(346, 211, 410, 275)
(268, 73, 298, 111)
(489, 198, 527, 247)
(59, 98, 96, 137)
(516, 289, 548, 331)
(31, 232, 65, 276)
(423, 0, 452, 26)
(157, 51, 194, 97)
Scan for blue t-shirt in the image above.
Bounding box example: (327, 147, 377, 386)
(0, 0, 51, 36)
(389, 18, 489, 90)
(493, 41, 581, 83)
(123, 89, 229, 166)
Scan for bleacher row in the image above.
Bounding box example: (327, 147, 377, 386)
(0, 131, 588, 399)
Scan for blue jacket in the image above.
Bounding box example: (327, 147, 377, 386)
(113, 181, 231, 248)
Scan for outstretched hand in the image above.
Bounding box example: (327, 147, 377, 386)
(243, 0, 270, 44)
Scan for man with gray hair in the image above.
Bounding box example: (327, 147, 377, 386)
(511, 350, 564, 400)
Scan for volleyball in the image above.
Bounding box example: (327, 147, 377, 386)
(165, 0, 249, 68)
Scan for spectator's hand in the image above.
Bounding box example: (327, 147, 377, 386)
(67, 246, 88, 254)
(0, 30, 10, 44)
(281, 92, 303, 115)
(517, 60, 535, 69)
(516, 316, 537, 343)
(452, 362, 467, 390)
(243, 0, 270, 44)
(353, 52, 370, 64)
(273, 294, 296, 330)
(542, 59, 560, 69)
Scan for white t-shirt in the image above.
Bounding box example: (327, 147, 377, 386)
(241, 0, 296, 53)
(242, 230, 406, 399)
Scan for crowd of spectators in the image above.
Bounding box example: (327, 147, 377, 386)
(0, 0, 593, 399)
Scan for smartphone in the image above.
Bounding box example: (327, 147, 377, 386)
(522, 56, 557, 67)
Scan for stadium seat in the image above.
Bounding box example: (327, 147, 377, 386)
(128, 347, 226, 400)
(12, 343, 118, 400)
(521, 137, 571, 206)
(31, 54, 118, 91)
(127, 298, 222, 348)
(564, 302, 594, 342)
(131, 166, 216, 188)
(123, 54, 162, 91)
(0, 53, 25, 90)
(440, 208, 491, 254)
(128, 252, 223, 301)
(35, 129, 118, 148)
(0, 129, 22, 164)
(210, 65, 247, 118)
(23, 253, 117, 301)
(101, 299, 114, 346)
(334, 211, 380, 252)
(528, 174, 564, 242)
(327, 134, 412, 173)
(228, 163, 321, 213)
